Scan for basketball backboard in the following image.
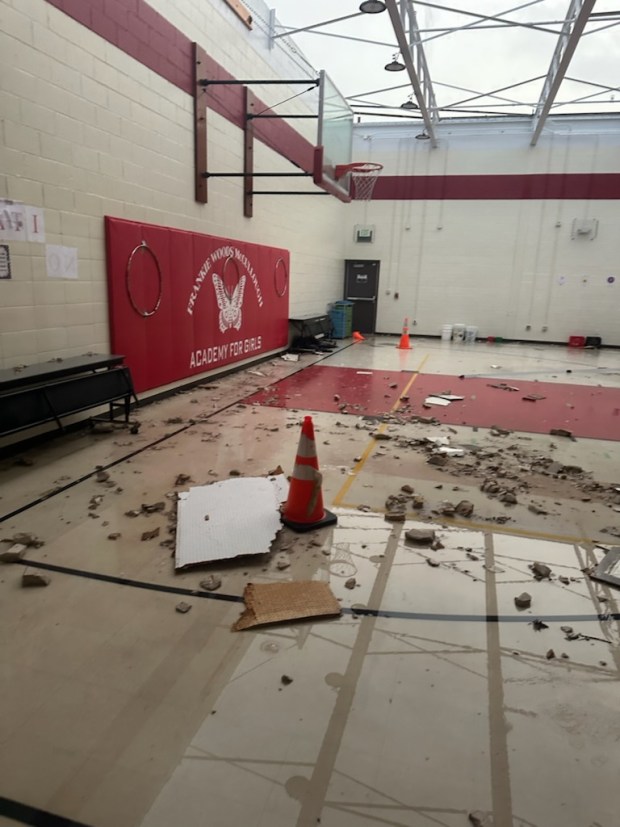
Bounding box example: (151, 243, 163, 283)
(313, 70, 353, 203)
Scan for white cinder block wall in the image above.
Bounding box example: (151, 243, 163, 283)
(0, 0, 346, 372)
(348, 119, 620, 345)
(2, 0, 619, 377)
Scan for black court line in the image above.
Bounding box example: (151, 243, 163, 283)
(20, 558, 244, 604)
(0, 344, 355, 526)
(0, 796, 92, 827)
(19, 558, 620, 624)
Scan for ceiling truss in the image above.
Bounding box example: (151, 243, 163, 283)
(269, 1, 618, 144)
(531, 0, 598, 145)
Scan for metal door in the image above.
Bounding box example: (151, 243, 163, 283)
(344, 260, 380, 334)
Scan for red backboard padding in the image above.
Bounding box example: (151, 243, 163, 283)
(105, 217, 289, 393)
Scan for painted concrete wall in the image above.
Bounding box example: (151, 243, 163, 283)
(0, 0, 346, 373)
(348, 120, 620, 344)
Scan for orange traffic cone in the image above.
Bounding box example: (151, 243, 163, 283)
(352, 331, 365, 342)
(281, 416, 337, 533)
(397, 317, 412, 350)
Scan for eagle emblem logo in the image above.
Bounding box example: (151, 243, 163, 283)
(212, 273, 246, 333)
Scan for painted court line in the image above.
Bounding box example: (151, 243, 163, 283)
(332, 353, 429, 508)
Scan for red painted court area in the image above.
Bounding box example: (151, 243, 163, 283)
(245, 365, 620, 441)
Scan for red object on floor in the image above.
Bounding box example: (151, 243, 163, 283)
(245, 366, 620, 441)
(397, 317, 412, 350)
(281, 415, 336, 532)
(568, 336, 586, 348)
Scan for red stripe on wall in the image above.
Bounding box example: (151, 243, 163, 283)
(46, 0, 193, 93)
(372, 173, 620, 200)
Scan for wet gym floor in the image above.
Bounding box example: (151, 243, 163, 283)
(1, 336, 619, 827)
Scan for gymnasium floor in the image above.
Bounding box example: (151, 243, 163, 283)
(1, 336, 619, 827)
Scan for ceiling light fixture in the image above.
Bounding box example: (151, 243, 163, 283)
(384, 53, 406, 72)
(401, 96, 418, 110)
(359, 0, 386, 12)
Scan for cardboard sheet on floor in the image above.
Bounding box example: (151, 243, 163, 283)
(175, 475, 288, 569)
(233, 581, 341, 630)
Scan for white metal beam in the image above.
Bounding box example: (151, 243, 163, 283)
(385, 0, 438, 145)
(531, 0, 597, 146)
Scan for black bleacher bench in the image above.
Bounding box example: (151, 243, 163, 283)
(289, 314, 336, 353)
(0, 354, 138, 438)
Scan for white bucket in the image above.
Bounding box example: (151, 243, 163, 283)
(452, 323, 466, 342)
(465, 325, 478, 343)
(441, 324, 452, 341)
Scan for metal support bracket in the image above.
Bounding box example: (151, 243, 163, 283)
(193, 43, 208, 203)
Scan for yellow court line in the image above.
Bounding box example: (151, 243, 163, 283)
(332, 353, 430, 508)
(336, 501, 594, 545)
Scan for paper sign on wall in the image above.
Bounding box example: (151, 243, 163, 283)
(46, 244, 78, 279)
(0, 200, 26, 242)
(25, 206, 45, 243)
(0, 245, 11, 279)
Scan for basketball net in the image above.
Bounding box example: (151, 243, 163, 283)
(335, 162, 383, 202)
(351, 164, 382, 201)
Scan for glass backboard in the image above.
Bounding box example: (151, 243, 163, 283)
(313, 70, 353, 203)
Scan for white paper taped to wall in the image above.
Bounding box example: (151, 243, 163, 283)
(46, 245, 78, 279)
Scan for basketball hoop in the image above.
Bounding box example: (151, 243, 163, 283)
(334, 162, 383, 201)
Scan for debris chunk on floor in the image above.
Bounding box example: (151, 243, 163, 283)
(0, 543, 27, 563)
(141, 501, 165, 514)
(549, 428, 574, 440)
(468, 811, 494, 827)
(22, 571, 51, 588)
(232, 581, 340, 631)
(455, 500, 474, 517)
(141, 528, 160, 541)
(3, 532, 44, 548)
(514, 592, 532, 609)
(175, 602, 192, 613)
(530, 561, 552, 580)
(405, 528, 436, 545)
(345, 577, 356, 589)
(200, 575, 222, 591)
(175, 475, 288, 569)
(280, 675, 293, 685)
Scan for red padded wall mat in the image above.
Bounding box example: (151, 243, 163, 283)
(106, 217, 289, 392)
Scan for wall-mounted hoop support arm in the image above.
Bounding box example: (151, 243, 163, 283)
(198, 78, 319, 87)
(202, 172, 312, 178)
(247, 114, 318, 120)
(195, 69, 322, 215)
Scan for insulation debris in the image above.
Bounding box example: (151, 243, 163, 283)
(232, 581, 341, 631)
(424, 396, 452, 407)
(175, 475, 288, 569)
